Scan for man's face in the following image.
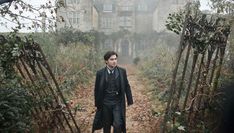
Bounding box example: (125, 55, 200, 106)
(106, 55, 117, 68)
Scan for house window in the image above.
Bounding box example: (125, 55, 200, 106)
(172, 0, 185, 4)
(104, 39, 113, 49)
(137, 4, 148, 11)
(120, 6, 133, 11)
(101, 17, 112, 29)
(67, 0, 80, 5)
(103, 4, 113, 12)
(68, 12, 80, 25)
(119, 17, 132, 27)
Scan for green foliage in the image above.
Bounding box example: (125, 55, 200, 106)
(133, 57, 140, 65)
(166, 111, 187, 133)
(138, 43, 175, 99)
(0, 34, 34, 132)
(0, 30, 104, 131)
(166, 2, 231, 54)
(164, 2, 232, 132)
(210, 0, 234, 14)
(137, 39, 177, 128)
(166, 10, 185, 35)
(0, 79, 33, 132)
(209, 0, 234, 77)
(55, 44, 94, 95)
(30, 32, 58, 66)
(56, 27, 96, 45)
(28, 32, 103, 98)
(0, 33, 22, 78)
(165, 2, 201, 35)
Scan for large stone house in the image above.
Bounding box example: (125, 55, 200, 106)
(56, 0, 190, 60)
(92, 0, 157, 33)
(56, 0, 98, 31)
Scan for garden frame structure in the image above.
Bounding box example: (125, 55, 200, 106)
(161, 3, 231, 132)
(1, 35, 81, 133)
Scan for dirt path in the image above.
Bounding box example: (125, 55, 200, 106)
(73, 65, 160, 133)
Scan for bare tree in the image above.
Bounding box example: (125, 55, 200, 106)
(0, 0, 58, 32)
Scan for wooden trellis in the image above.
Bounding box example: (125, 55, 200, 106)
(161, 3, 231, 132)
(6, 36, 81, 132)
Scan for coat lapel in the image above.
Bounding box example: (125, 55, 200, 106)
(100, 68, 106, 89)
(118, 67, 125, 93)
(105, 68, 108, 82)
(115, 67, 119, 79)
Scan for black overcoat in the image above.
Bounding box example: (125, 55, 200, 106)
(92, 66, 133, 133)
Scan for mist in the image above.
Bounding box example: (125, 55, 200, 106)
(56, 0, 192, 65)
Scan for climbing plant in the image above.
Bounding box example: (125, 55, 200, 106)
(0, 33, 81, 132)
(161, 2, 231, 132)
(0, 33, 34, 132)
(210, 0, 234, 14)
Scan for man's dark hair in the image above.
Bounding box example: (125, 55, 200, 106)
(104, 51, 118, 61)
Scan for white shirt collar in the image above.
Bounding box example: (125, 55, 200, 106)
(106, 66, 115, 74)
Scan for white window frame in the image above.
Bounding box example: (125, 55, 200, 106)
(103, 4, 113, 12)
(137, 4, 148, 11)
(120, 6, 133, 11)
(119, 17, 132, 27)
(68, 12, 80, 25)
(101, 17, 112, 29)
(104, 39, 113, 49)
(67, 0, 80, 5)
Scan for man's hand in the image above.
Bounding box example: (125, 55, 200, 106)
(128, 103, 133, 107)
(96, 107, 102, 111)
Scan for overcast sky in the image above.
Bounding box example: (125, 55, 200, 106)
(0, 0, 212, 33)
(200, 0, 212, 10)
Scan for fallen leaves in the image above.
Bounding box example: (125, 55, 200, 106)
(71, 65, 162, 133)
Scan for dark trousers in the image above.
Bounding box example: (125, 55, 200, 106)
(103, 103, 122, 133)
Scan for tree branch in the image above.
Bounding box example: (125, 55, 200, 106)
(0, 0, 14, 5)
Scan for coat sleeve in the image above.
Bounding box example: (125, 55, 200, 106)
(124, 70, 133, 106)
(94, 71, 100, 107)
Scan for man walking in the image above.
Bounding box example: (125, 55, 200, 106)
(92, 51, 133, 133)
